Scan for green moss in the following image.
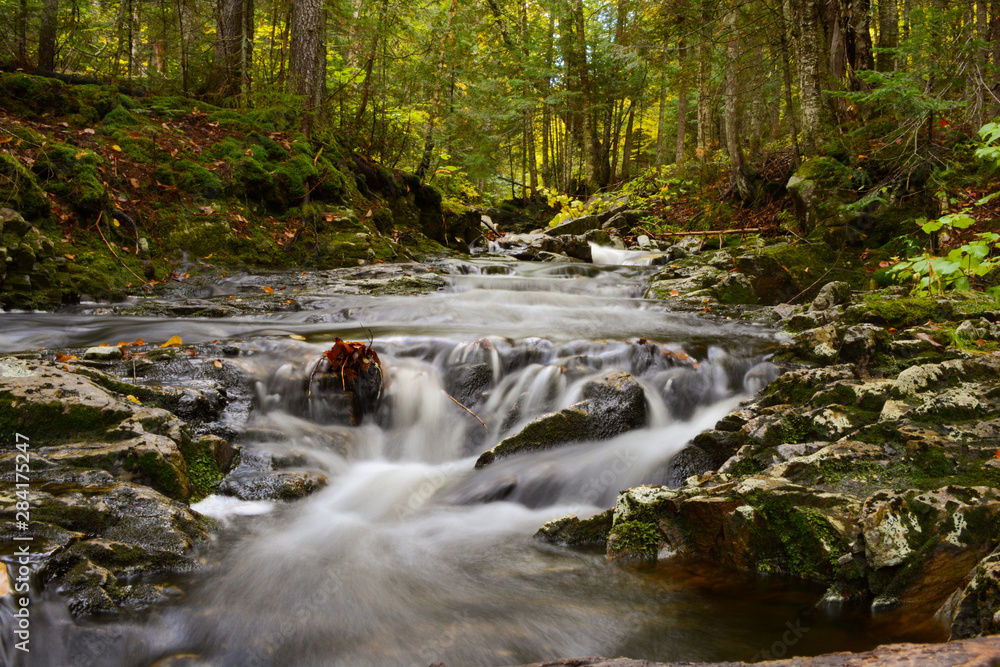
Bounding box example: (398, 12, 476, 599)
(178, 437, 223, 500)
(33, 142, 106, 216)
(0, 73, 68, 117)
(848, 295, 955, 327)
(745, 492, 850, 581)
(0, 394, 129, 444)
(607, 520, 660, 561)
(170, 160, 223, 200)
(101, 105, 142, 129)
(125, 450, 188, 501)
(0, 152, 50, 219)
(274, 155, 319, 202)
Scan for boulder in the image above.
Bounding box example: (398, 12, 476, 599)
(861, 486, 1000, 610)
(475, 370, 647, 468)
(608, 476, 861, 580)
(940, 547, 1000, 639)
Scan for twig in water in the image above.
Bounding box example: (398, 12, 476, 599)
(444, 391, 487, 430)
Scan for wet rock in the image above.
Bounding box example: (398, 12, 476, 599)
(475, 370, 647, 468)
(535, 509, 613, 547)
(509, 636, 1000, 667)
(218, 468, 328, 501)
(789, 324, 840, 364)
(861, 487, 1000, 611)
(665, 445, 715, 487)
(839, 324, 889, 364)
(443, 363, 493, 408)
(83, 345, 124, 361)
(545, 214, 602, 237)
(609, 476, 860, 580)
(940, 547, 1000, 639)
(810, 281, 851, 311)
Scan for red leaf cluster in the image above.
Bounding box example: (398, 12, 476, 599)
(323, 338, 381, 390)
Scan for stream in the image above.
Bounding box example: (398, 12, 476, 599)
(3, 255, 945, 666)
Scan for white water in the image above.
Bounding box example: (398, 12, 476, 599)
(9, 258, 912, 666)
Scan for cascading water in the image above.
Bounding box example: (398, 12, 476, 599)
(5, 256, 935, 667)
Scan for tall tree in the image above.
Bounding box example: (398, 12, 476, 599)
(218, 0, 254, 99)
(722, 1, 753, 199)
(38, 0, 59, 70)
(289, 0, 325, 134)
(877, 0, 898, 71)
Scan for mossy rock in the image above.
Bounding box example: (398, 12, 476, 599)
(0, 153, 50, 220)
(101, 105, 143, 129)
(33, 142, 106, 216)
(0, 73, 68, 117)
(846, 295, 955, 327)
(607, 519, 660, 562)
(170, 160, 224, 200)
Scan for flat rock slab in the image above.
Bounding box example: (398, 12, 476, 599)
(505, 635, 1000, 666)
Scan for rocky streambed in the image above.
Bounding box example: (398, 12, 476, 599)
(3, 234, 1000, 665)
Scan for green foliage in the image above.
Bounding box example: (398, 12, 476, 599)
(887, 214, 1000, 295)
(975, 122, 1000, 167)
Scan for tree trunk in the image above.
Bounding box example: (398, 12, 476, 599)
(38, 0, 59, 70)
(851, 0, 874, 74)
(18, 0, 28, 66)
(993, 0, 1000, 92)
(218, 0, 254, 99)
(877, 0, 898, 71)
(697, 0, 714, 159)
(797, 0, 824, 155)
(574, 0, 597, 190)
(676, 35, 689, 170)
(623, 104, 635, 179)
(779, 0, 802, 167)
(655, 41, 669, 173)
(723, 3, 753, 200)
(289, 0, 325, 134)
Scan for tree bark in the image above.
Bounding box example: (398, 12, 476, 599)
(779, 0, 802, 167)
(38, 0, 59, 70)
(697, 0, 714, 159)
(876, 0, 898, 71)
(289, 0, 325, 134)
(797, 0, 824, 155)
(676, 34, 689, 170)
(218, 0, 254, 99)
(723, 3, 753, 200)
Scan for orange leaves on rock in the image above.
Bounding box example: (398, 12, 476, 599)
(263, 286, 274, 294)
(322, 338, 382, 391)
(56, 353, 78, 362)
(160, 336, 184, 348)
(668, 290, 679, 297)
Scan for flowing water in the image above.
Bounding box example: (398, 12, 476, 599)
(3, 257, 946, 666)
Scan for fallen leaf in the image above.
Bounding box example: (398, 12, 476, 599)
(213, 360, 223, 368)
(129, 177, 140, 188)
(56, 353, 79, 362)
(0, 566, 9, 596)
(160, 335, 184, 348)
(111, 145, 122, 152)
(669, 290, 679, 296)
(202, 254, 213, 259)
(126, 395, 141, 404)
(914, 332, 943, 347)
(977, 339, 987, 346)
(186, 349, 197, 355)
(289, 334, 306, 341)
(64, 254, 75, 260)
(263, 286, 274, 294)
